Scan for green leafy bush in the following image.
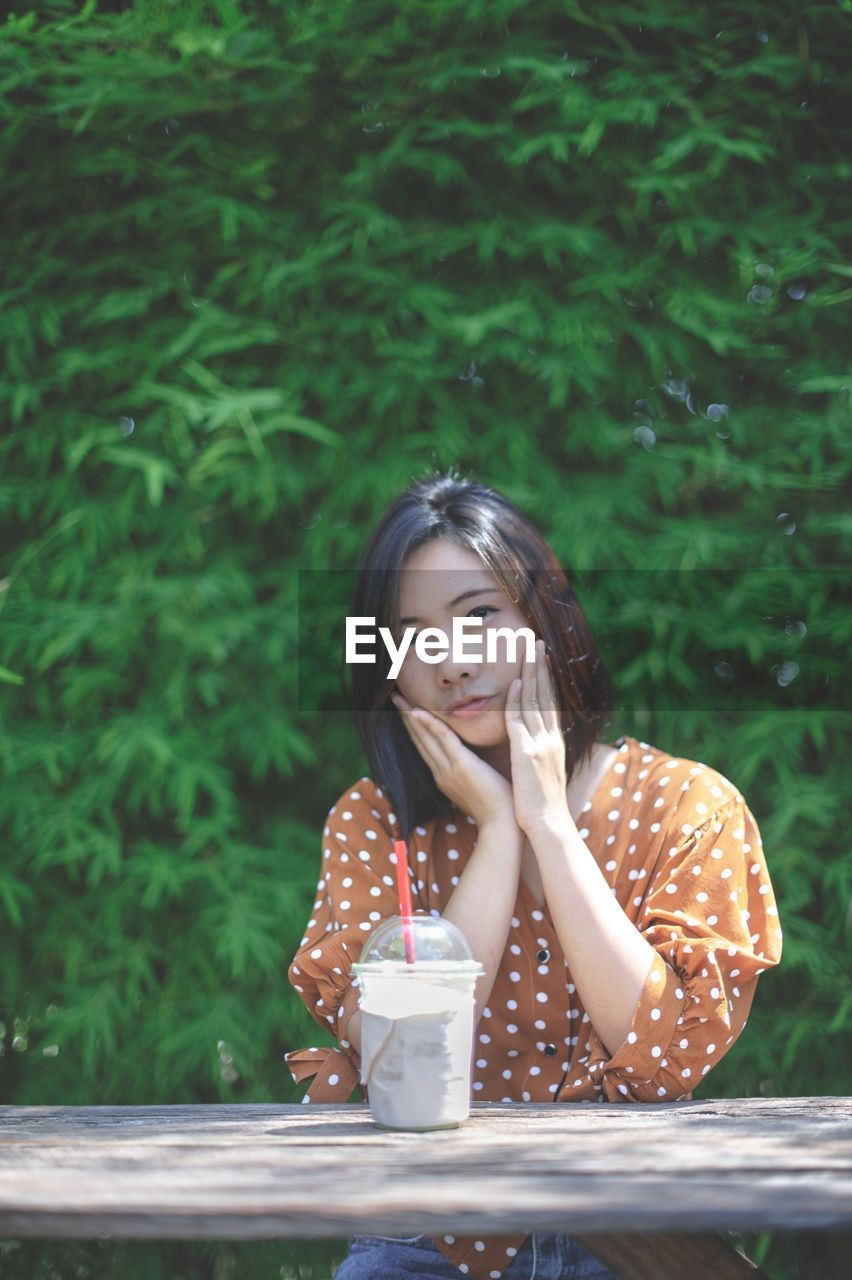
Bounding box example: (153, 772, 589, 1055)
(1, 2, 849, 1277)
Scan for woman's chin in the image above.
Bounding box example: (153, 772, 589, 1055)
(451, 718, 507, 749)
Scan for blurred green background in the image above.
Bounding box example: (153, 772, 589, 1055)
(1, 1, 850, 1276)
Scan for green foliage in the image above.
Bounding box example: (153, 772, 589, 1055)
(1, 1, 850, 1277)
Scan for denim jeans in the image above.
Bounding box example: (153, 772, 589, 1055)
(332, 1231, 621, 1279)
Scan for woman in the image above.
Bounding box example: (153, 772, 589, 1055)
(286, 468, 782, 1280)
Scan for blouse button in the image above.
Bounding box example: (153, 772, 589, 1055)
(536, 948, 550, 963)
(544, 1043, 557, 1056)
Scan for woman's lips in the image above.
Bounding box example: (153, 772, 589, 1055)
(449, 696, 493, 718)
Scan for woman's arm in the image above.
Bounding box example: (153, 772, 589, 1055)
(442, 813, 525, 1025)
(525, 814, 657, 1057)
(343, 813, 525, 1054)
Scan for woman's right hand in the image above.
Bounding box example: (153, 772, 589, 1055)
(390, 690, 517, 830)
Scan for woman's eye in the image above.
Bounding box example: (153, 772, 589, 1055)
(468, 606, 497, 621)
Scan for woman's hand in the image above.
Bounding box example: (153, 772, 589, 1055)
(505, 638, 572, 837)
(390, 691, 516, 831)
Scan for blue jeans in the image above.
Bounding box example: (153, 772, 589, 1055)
(332, 1231, 621, 1279)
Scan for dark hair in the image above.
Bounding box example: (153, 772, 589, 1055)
(343, 466, 615, 843)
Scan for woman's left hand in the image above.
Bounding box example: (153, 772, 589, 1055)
(506, 638, 572, 837)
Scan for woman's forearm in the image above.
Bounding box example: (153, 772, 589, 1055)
(442, 814, 524, 1026)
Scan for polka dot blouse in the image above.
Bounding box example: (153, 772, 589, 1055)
(286, 734, 782, 1280)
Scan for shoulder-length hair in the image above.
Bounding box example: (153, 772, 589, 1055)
(342, 466, 615, 843)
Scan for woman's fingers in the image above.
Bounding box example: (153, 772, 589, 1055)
(521, 641, 545, 736)
(391, 694, 450, 772)
(538, 641, 561, 736)
(508, 640, 560, 739)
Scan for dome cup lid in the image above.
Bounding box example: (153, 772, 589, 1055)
(353, 914, 482, 972)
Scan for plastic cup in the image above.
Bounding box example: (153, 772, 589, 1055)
(352, 915, 484, 1132)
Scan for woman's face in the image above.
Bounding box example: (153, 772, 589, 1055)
(392, 538, 534, 754)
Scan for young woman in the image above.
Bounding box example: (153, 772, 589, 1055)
(286, 469, 782, 1280)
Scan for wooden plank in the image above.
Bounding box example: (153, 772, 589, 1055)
(0, 1098, 850, 1240)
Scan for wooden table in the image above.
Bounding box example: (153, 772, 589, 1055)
(1, 1097, 850, 1278)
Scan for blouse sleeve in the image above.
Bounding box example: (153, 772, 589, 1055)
(286, 777, 417, 1095)
(579, 780, 782, 1104)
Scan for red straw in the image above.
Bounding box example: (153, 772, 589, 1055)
(393, 838, 416, 964)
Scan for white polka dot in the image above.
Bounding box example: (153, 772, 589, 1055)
(474, 1241, 485, 1251)
(650, 1008, 661, 1021)
(328, 1073, 339, 1086)
(509, 971, 521, 983)
(605, 859, 617, 872)
(310, 948, 322, 959)
(651, 1045, 662, 1058)
(535, 992, 548, 1003)
(627, 1031, 637, 1044)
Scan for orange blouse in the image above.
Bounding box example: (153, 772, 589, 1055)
(286, 734, 782, 1280)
